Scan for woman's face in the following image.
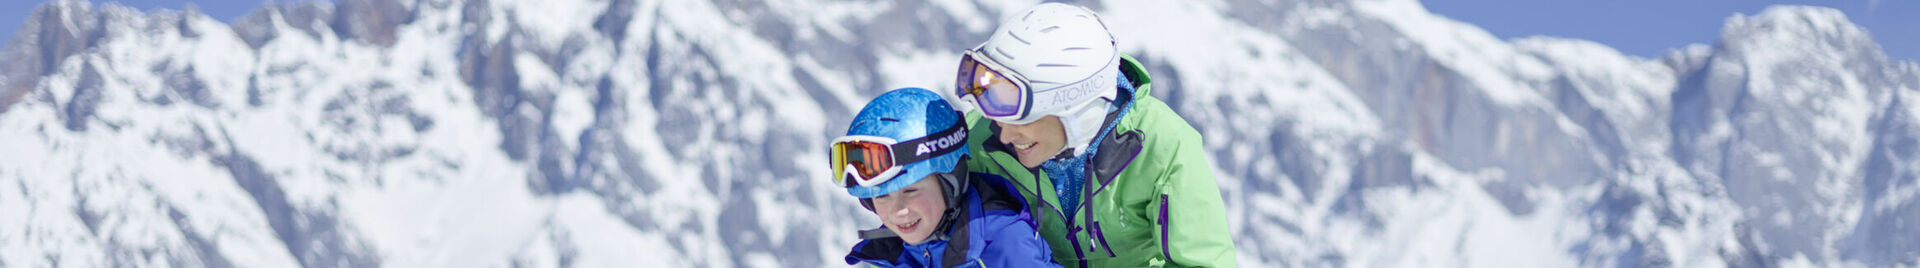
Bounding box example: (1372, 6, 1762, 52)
(996, 115, 1068, 168)
(870, 176, 947, 244)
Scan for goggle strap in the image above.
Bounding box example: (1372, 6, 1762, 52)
(886, 122, 968, 165)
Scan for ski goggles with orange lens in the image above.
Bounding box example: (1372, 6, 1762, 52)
(954, 49, 1034, 120)
(830, 122, 968, 188)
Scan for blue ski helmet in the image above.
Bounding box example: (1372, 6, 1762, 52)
(841, 88, 970, 198)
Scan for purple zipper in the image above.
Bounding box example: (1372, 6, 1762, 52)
(1068, 133, 1141, 261)
(1160, 194, 1174, 265)
(1067, 225, 1089, 268)
(1091, 221, 1117, 257)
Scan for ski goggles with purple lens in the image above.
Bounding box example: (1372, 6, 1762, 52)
(954, 49, 1034, 121)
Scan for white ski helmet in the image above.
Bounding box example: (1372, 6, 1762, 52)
(974, 3, 1121, 157)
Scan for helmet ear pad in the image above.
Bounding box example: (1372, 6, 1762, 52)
(939, 156, 972, 212)
(925, 157, 971, 240)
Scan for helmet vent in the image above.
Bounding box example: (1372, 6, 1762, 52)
(1062, 47, 1089, 51)
(1041, 26, 1061, 33)
(880, 117, 899, 122)
(1037, 63, 1077, 68)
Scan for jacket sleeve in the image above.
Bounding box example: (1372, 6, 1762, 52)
(1146, 122, 1239, 267)
(979, 213, 1063, 268)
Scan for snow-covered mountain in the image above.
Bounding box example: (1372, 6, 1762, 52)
(1, 0, 1915, 266)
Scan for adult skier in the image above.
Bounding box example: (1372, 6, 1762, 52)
(950, 3, 1238, 267)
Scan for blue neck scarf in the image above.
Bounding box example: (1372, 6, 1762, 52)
(1040, 74, 1135, 218)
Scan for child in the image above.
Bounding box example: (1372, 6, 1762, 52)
(833, 88, 1060, 267)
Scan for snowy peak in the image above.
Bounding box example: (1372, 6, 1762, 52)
(1690, 5, 1903, 113)
(1, 0, 100, 111)
(1716, 6, 1885, 64)
(1677, 5, 1901, 121)
(329, 0, 413, 46)
(231, 1, 337, 49)
(1659, 5, 1920, 265)
(0, 0, 231, 112)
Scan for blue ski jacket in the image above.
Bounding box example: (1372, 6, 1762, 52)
(845, 173, 1061, 268)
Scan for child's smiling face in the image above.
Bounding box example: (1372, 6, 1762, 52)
(870, 176, 947, 244)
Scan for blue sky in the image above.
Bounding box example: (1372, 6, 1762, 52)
(1, 0, 1915, 62)
(1422, 0, 1918, 61)
(0, 0, 296, 45)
